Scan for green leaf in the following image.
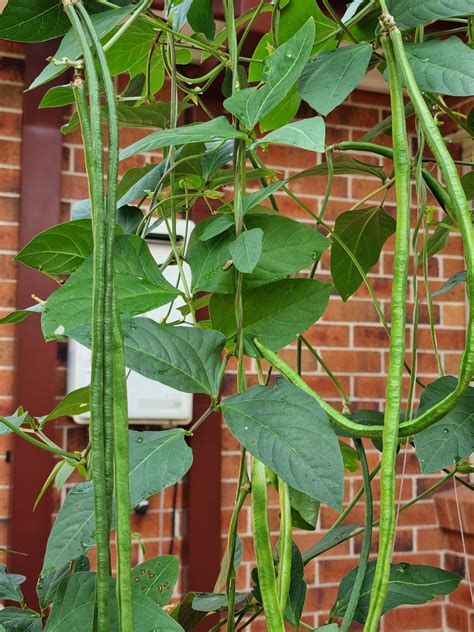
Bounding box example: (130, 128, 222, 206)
(415, 376, 474, 473)
(39, 85, 76, 109)
(402, 38, 474, 97)
(0, 608, 42, 632)
(461, 170, 474, 200)
(42, 387, 90, 424)
(302, 524, 361, 564)
(313, 626, 339, 631)
(278, 0, 336, 51)
(128, 429, 193, 507)
(285, 544, 307, 627)
(121, 318, 226, 397)
(131, 555, 179, 606)
(188, 0, 215, 39)
(386, 0, 474, 30)
(116, 163, 165, 209)
(259, 84, 302, 134)
(221, 380, 343, 509)
(42, 429, 192, 574)
(189, 214, 330, 293)
(249, 33, 274, 83)
(195, 214, 235, 241)
(42, 235, 178, 340)
(170, 593, 206, 630)
(120, 117, 247, 161)
(0, 304, 42, 325)
(37, 563, 71, 610)
(0, 565, 25, 602)
(228, 228, 263, 273)
(210, 278, 332, 351)
(191, 592, 250, 612)
(257, 116, 325, 152)
(296, 156, 387, 181)
(0, 410, 29, 437)
(117, 205, 143, 234)
(289, 488, 320, 531)
(432, 270, 466, 297)
(339, 441, 360, 473)
(224, 20, 315, 129)
(115, 103, 189, 129)
(332, 561, 461, 622)
(330, 206, 396, 301)
(15, 219, 93, 275)
(30, 5, 135, 90)
(0, 0, 69, 42)
(299, 43, 372, 116)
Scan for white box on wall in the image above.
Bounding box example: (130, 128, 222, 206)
(67, 219, 195, 426)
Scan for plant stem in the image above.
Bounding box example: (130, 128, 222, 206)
(339, 439, 373, 632)
(364, 32, 412, 631)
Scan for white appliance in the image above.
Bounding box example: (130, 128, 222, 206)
(67, 219, 195, 426)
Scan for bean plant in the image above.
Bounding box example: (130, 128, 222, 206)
(0, 0, 472, 630)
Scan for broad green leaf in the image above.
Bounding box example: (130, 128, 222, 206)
(278, 0, 336, 51)
(228, 228, 264, 273)
(285, 544, 306, 628)
(42, 430, 192, 574)
(257, 116, 325, 152)
(195, 214, 235, 241)
(0, 565, 25, 602)
(210, 278, 332, 351)
(342, 0, 369, 22)
(314, 626, 339, 631)
(289, 488, 320, 531)
(189, 214, 330, 293)
(249, 33, 273, 83)
(44, 572, 184, 632)
(170, 593, 206, 630)
(242, 181, 287, 213)
(403, 38, 474, 96)
(302, 524, 361, 564)
(339, 441, 360, 473)
(415, 376, 474, 473)
(330, 206, 396, 301)
(0, 608, 42, 632)
(168, 0, 192, 31)
(115, 103, 189, 129)
(128, 429, 193, 507)
(426, 220, 453, 258)
(0, 410, 29, 436)
(42, 235, 178, 340)
(39, 85, 76, 109)
(0, 304, 42, 325)
(116, 162, 165, 208)
(30, 5, 135, 90)
(0, 0, 69, 42)
(259, 84, 301, 134)
(120, 117, 247, 161)
(332, 561, 461, 622)
(131, 555, 179, 606)
(461, 170, 474, 200)
(188, 0, 215, 39)
(222, 380, 343, 509)
(299, 43, 372, 116)
(386, 0, 474, 31)
(42, 387, 90, 423)
(15, 219, 93, 275)
(121, 318, 226, 397)
(191, 592, 250, 612)
(432, 270, 466, 297)
(37, 563, 71, 610)
(117, 205, 143, 234)
(224, 20, 315, 129)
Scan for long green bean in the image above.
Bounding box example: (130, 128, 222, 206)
(276, 478, 292, 614)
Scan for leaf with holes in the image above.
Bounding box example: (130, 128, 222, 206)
(224, 20, 315, 129)
(299, 43, 372, 116)
(415, 376, 474, 473)
(331, 561, 461, 622)
(221, 380, 343, 509)
(42, 235, 178, 340)
(330, 206, 396, 301)
(15, 220, 93, 275)
(121, 318, 226, 397)
(257, 116, 325, 152)
(132, 556, 179, 607)
(386, 0, 474, 31)
(228, 228, 264, 273)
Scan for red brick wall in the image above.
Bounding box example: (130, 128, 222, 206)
(0, 41, 472, 630)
